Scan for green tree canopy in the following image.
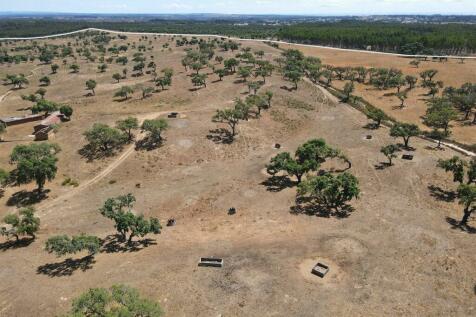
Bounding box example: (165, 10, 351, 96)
(141, 119, 168, 145)
(298, 172, 360, 212)
(116, 117, 139, 142)
(114, 86, 134, 100)
(100, 194, 162, 243)
(86, 79, 97, 95)
(1, 207, 40, 241)
(10, 143, 60, 191)
(66, 284, 163, 317)
(45, 234, 101, 257)
(390, 122, 421, 148)
(31, 99, 59, 116)
(457, 184, 476, 226)
(381, 144, 400, 166)
(83, 123, 126, 155)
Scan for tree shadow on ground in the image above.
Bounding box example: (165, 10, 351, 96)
(78, 144, 122, 162)
(445, 217, 476, 234)
(101, 234, 157, 253)
(290, 196, 354, 218)
(261, 175, 296, 192)
(0, 238, 34, 252)
(424, 145, 445, 151)
(374, 162, 392, 170)
(7, 189, 50, 207)
(280, 85, 296, 92)
(397, 144, 416, 152)
(363, 123, 380, 130)
(16, 106, 32, 111)
(206, 128, 233, 144)
(113, 97, 130, 103)
(135, 137, 164, 151)
(37, 255, 96, 277)
(428, 185, 457, 202)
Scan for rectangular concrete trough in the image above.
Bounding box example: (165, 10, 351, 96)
(402, 154, 414, 160)
(198, 257, 224, 268)
(312, 263, 329, 278)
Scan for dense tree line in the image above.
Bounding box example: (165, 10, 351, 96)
(277, 22, 476, 55)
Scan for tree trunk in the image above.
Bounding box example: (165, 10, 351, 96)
(296, 174, 302, 183)
(37, 181, 44, 193)
(459, 206, 472, 226)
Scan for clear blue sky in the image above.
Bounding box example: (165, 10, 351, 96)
(1, 0, 475, 15)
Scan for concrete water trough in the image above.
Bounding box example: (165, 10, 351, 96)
(198, 257, 223, 268)
(168, 112, 179, 118)
(402, 154, 414, 161)
(366, 135, 373, 140)
(311, 262, 329, 278)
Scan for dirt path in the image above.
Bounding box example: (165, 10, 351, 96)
(38, 109, 192, 215)
(0, 66, 43, 107)
(0, 90, 12, 103)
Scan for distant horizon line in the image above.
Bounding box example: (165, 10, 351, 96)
(0, 11, 475, 17)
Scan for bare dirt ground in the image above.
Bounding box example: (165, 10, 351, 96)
(0, 34, 475, 317)
(280, 43, 476, 145)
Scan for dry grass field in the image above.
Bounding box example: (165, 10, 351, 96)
(0, 33, 475, 316)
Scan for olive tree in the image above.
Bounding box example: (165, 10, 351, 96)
(83, 123, 126, 155)
(390, 122, 421, 149)
(437, 156, 475, 184)
(116, 117, 139, 142)
(381, 144, 399, 166)
(141, 119, 168, 146)
(457, 184, 476, 226)
(10, 143, 60, 192)
(365, 107, 389, 128)
(1, 207, 40, 241)
(31, 99, 58, 116)
(112, 73, 122, 83)
(267, 139, 339, 184)
(85, 79, 97, 95)
(212, 108, 243, 140)
(114, 86, 134, 100)
(65, 284, 163, 317)
(297, 172, 360, 212)
(51, 64, 59, 74)
(99, 194, 162, 243)
(45, 234, 101, 257)
(342, 82, 355, 102)
(59, 105, 73, 120)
